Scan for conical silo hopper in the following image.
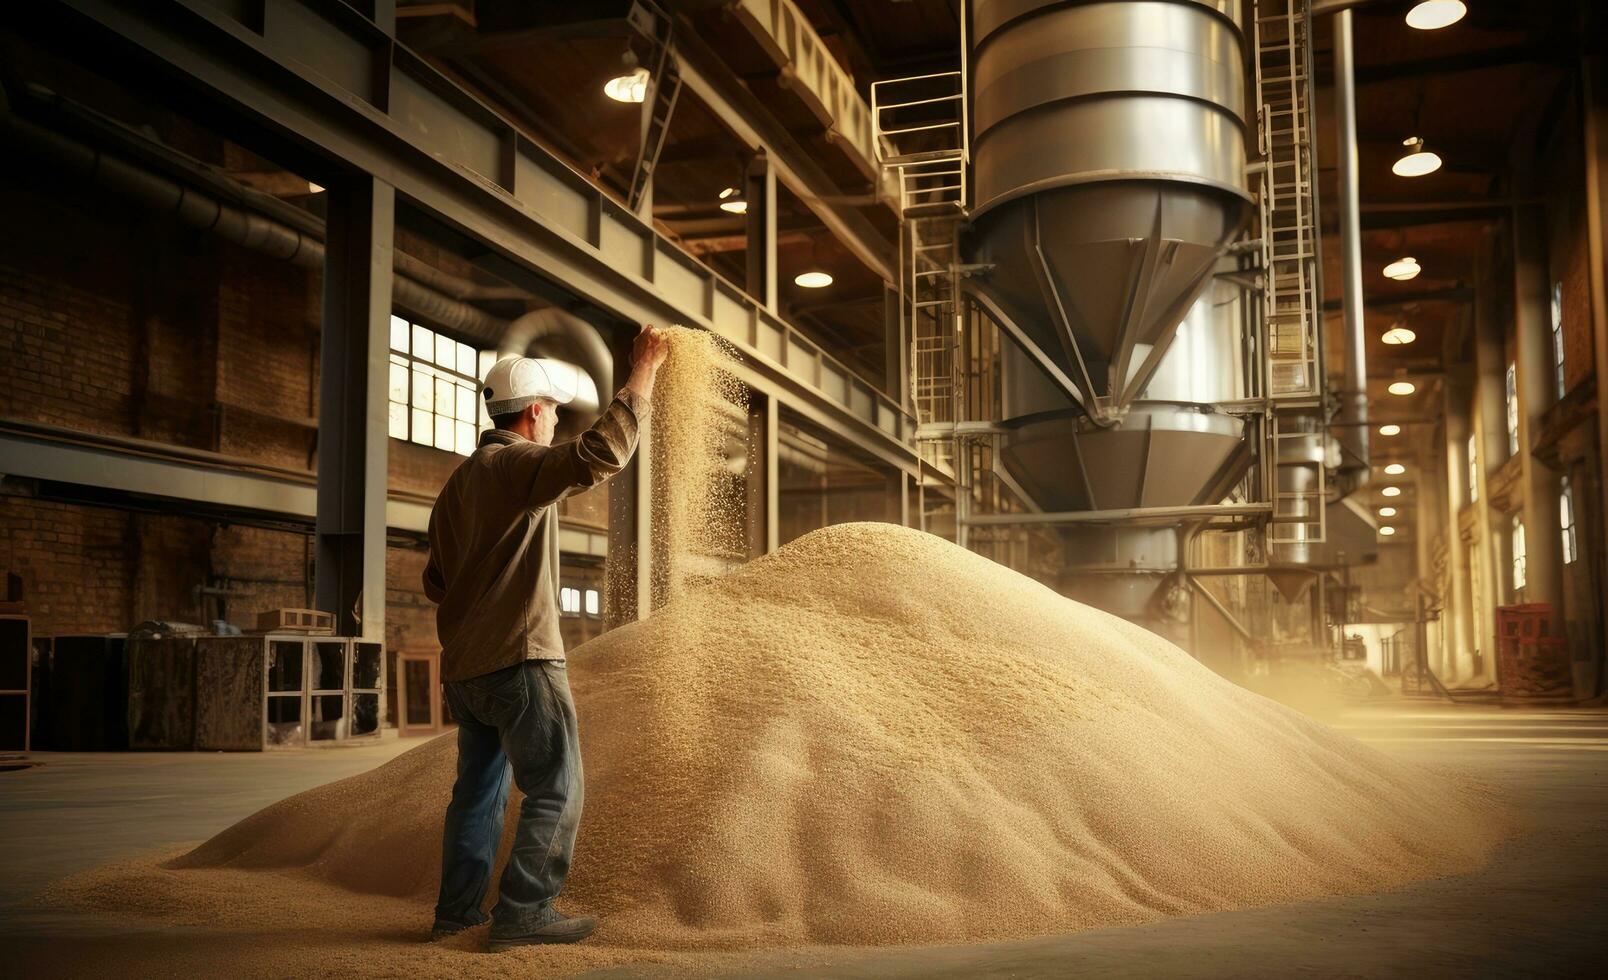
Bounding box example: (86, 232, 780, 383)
(968, 0, 1252, 421)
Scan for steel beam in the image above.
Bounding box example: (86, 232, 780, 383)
(672, 38, 897, 283)
(745, 152, 778, 311)
(38, 0, 916, 474)
(0, 421, 608, 555)
(961, 503, 1273, 527)
(964, 283, 1086, 411)
(316, 176, 394, 640)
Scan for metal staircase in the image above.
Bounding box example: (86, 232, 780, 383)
(626, 0, 681, 216)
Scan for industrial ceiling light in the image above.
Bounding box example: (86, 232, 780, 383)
(1379, 506, 1398, 518)
(1388, 380, 1417, 396)
(718, 187, 748, 214)
(604, 67, 650, 103)
(1382, 323, 1417, 345)
(1405, 0, 1467, 30)
(1379, 424, 1402, 436)
(1393, 137, 1442, 177)
(1385, 462, 1406, 475)
(795, 270, 834, 288)
(1382, 485, 1403, 497)
(1380, 525, 1397, 536)
(1383, 256, 1421, 281)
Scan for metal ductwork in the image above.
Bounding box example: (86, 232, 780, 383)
(2, 82, 625, 418)
(968, 0, 1253, 423)
(0, 94, 506, 345)
(502, 308, 615, 418)
(1332, 8, 1370, 486)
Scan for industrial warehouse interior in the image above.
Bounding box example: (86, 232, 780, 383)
(2, 0, 1606, 976)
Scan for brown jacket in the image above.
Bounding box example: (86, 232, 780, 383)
(424, 391, 644, 682)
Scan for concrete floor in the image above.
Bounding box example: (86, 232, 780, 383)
(0, 735, 421, 908)
(1, 704, 1604, 977)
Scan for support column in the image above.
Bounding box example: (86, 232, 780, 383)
(1512, 205, 1563, 612)
(891, 468, 910, 529)
(1411, 415, 1439, 673)
(1583, 57, 1608, 686)
(315, 177, 393, 640)
(1470, 241, 1508, 677)
(764, 395, 780, 552)
(1333, 10, 1370, 475)
(745, 393, 780, 555)
(885, 280, 906, 411)
(365, 0, 396, 34)
(606, 322, 653, 627)
(1441, 374, 1473, 682)
(745, 152, 778, 312)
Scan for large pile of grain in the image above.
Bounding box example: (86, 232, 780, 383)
(150, 521, 1502, 954)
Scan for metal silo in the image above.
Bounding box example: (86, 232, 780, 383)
(964, 0, 1256, 623)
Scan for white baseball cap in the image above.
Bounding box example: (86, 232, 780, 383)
(482, 356, 579, 415)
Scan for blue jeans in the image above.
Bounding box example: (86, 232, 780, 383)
(435, 660, 583, 935)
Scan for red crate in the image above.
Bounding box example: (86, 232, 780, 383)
(1495, 604, 1570, 698)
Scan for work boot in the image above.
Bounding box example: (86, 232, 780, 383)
(487, 906, 598, 949)
(430, 914, 487, 942)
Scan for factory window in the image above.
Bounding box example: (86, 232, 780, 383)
(1560, 477, 1577, 565)
(388, 315, 496, 456)
(1467, 433, 1478, 503)
(1504, 361, 1518, 457)
(1551, 281, 1565, 398)
(584, 588, 601, 617)
(1511, 514, 1527, 592)
(560, 586, 582, 616)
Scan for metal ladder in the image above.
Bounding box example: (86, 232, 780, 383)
(1267, 416, 1328, 547)
(903, 212, 965, 538)
(1255, 0, 1326, 549)
(872, 67, 971, 538)
(1253, 0, 1321, 403)
(626, 0, 681, 216)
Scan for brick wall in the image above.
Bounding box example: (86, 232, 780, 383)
(215, 244, 319, 468)
(386, 543, 437, 655)
(1556, 218, 1593, 397)
(0, 50, 631, 661)
(0, 188, 142, 439)
(0, 497, 133, 635)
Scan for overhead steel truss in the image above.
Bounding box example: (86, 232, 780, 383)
(31, 0, 917, 475)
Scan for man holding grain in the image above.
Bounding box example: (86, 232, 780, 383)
(423, 324, 668, 950)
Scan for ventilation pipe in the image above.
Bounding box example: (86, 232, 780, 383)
(1334, 9, 1370, 484)
(0, 83, 505, 345)
(501, 308, 615, 417)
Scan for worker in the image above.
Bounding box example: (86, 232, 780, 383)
(422, 324, 669, 950)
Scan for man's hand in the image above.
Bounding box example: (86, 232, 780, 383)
(625, 324, 670, 401)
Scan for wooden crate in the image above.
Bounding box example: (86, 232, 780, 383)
(0, 615, 28, 752)
(253, 608, 336, 634)
(127, 635, 197, 750)
(193, 636, 387, 750)
(33, 634, 130, 750)
(195, 637, 266, 751)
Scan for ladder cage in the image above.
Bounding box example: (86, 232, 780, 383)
(1253, 0, 1323, 402)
